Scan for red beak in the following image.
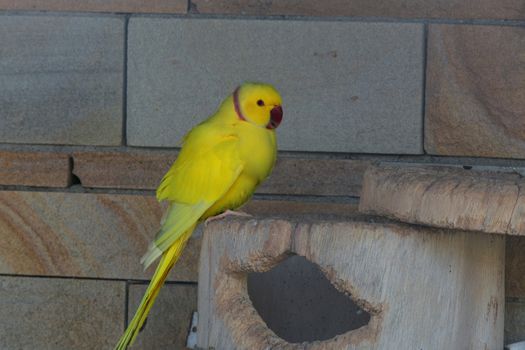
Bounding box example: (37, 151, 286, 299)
(267, 105, 283, 129)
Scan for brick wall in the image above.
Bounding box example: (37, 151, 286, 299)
(0, 1, 524, 348)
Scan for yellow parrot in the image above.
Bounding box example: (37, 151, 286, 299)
(115, 82, 283, 349)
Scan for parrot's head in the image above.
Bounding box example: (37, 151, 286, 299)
(233, 83, 283, 130)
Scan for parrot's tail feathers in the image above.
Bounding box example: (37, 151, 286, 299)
(141, 201, 207, 269)
(114, 224, 196, 350)
(140, 241, 164, 270)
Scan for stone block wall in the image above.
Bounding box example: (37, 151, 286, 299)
(0, 1, 523, 348)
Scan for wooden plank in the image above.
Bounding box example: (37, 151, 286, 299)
(359, 164, 525, 234)
(507, 236, 525, 298)
(197, 217, 504, 349)
(243, 199, 358, 218)
(506, 300, 525, 345)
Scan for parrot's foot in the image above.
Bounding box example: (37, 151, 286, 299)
(205, 210, 252, 226)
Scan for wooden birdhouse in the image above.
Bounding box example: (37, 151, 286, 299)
(196, 164, 513, 350)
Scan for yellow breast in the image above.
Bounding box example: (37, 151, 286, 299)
(236, 121, 277, 181)
(202, 122, 277, 218)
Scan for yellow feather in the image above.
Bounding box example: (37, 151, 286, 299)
(156, 134, 243, 204)
(114, 224, 196, 350)
(114, 82, 282, 349)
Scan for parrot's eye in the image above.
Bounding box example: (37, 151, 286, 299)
(257, 99, 265, 106)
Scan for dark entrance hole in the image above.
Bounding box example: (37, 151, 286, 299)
(247, 255, 371, 343)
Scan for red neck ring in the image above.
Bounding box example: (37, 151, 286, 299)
(233, 86, 247, 121)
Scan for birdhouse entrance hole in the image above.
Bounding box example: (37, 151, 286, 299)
(198, 219, 504, 349)
(247, 255, 371, 343)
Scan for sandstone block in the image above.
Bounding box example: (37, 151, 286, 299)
(128, 283, 197, 349)
(0, 15, 124, 145)
(0, 276, 125, 350)
(0, 0, 187, 13)
(0, 150, 71, 187)
(0, 190, 353, 282)
(191, 0, 525, 20)
(72, 149, 176, 190)
(73, 149, 370, 197)
(127, 18, 423, 154)
(0, 191, 199, 281)
(425, 25, 525, 158)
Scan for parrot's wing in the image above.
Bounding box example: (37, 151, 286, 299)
(141, 134, 243, 268)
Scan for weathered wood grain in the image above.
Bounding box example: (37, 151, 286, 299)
(73, 150, 369, 196)
(197, 217, 504, 349)
(0, 150, 71, 187)
(506, 300, 525, 345)
(243, 199, 359, 219)
(425, 25, 525, 158)
(359, 164, 525, 234)
(507, 236, 525, 298)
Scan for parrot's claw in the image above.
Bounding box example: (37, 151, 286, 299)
(205, 210, 252, 226)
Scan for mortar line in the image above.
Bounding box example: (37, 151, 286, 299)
(0, 183, 362, 203)
(421, 22, 429, 155)
(0, 10, 524, 27)
(109, 12, 525, 27)
(124, 280, 130, 327)
(0, 272, 130, 282)
(252, 194, 360, 203)
(67, 156, 75, 186)
(124, 281, 129, 331)
(0, 184, 156, 195)
(0, 10, 126, 18)
(128, 280, 198, 286)
(0, 272, 197, 284)
(121, 14, 130, 146)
